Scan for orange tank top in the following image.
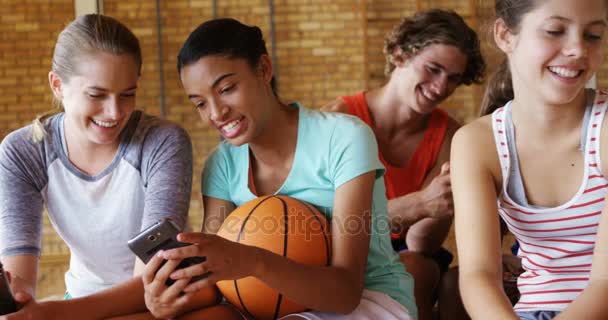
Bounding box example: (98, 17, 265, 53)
(340, 92, 449, 200)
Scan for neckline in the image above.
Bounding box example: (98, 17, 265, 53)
(376, 109, 444, 171)
(499, 91, 598, 212)
(54, 111, 141, 181)
(245, 102, 303, 196)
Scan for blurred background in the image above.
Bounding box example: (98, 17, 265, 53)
(1, 0, 606, 298)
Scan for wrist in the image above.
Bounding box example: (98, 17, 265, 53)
(388, 195, 424, 231)
(409, 192, 430, 221)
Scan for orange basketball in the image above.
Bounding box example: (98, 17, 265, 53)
(216, 195, 332, 320)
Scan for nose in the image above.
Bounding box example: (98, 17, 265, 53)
(104, 97, 122, 119)
(430, 74, 448, 97)
(563, 34, 587, 58)
(208, 101, 229, 122)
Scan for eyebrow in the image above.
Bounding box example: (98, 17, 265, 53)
(429, 62, 462, 77)
(87, 86, 138, 92)
(188, 73, 236, 99)
(547, 16, 607, 27)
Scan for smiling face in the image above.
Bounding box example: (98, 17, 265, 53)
(180, 55, 274, 146)
(392, 43, 467, 115)
(499, 0, 607, 106)
(50, 52, 139, 148)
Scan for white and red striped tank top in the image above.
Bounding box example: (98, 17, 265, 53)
(492, 89, 608, 312)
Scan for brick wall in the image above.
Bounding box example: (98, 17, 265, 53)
(0, 0, 73, 140)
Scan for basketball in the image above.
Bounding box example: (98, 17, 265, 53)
(216, 195, 332, 320)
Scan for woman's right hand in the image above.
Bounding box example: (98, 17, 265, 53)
(142, 251, 195, 319)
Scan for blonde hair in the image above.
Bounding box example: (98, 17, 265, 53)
(32, 14, 142, 142)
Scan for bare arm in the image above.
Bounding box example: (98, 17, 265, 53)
(250, 172, 373, 313)
(1, 276, 149, 320)
(401, 117, 459, 253)
(202, 195, 236, 234)
(451, 120, 518, 320)
(1, 255, 38, 299)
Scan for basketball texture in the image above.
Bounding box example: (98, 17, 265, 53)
(216, 195, 332, 320)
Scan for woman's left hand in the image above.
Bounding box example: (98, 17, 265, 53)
(161, 232, 259, 293)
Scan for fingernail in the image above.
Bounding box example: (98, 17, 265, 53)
(157, 250, 164, 257)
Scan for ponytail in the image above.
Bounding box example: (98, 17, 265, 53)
(31, 100, 63, 142)
(479, 59, 514, 117)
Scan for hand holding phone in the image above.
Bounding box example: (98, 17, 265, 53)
(0, 262, 17, 315)
(128, 219, 207, 286)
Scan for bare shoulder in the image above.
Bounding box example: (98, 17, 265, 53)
(451, 115, 496, 164)
(320, 98, 349, 113)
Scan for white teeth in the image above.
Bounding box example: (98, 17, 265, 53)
(549, 67, 581, 78)
(422, 88, 435, 101)
(222, 119, 241, 132)
(93, 119, 118, 128)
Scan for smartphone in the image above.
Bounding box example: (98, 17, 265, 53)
(0, 262, 17, 315)
(128, 219, 207, 286)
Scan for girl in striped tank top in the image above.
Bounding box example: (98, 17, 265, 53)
(451, 0, 608, 319)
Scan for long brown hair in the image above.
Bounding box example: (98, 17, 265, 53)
(32, 14, 142, 142)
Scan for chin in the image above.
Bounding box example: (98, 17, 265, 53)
(88, 134, 120, 146)
(414, 103, 436, 115)
(223, 134, 248, 147)
(550, 85, 586, 102)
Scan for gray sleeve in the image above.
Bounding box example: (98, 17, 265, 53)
(0, 128, 47, 257)
(140, 122, 193, 232)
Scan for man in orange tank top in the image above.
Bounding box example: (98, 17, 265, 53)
(323, 9, 485, 320)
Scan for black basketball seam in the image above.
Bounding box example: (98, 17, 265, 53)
(271, 196, 289, 320)
(234, 195, 275, 319)
(293, 198, 331, 266)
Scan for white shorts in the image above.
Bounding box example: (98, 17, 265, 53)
(278, 289, 414, 320)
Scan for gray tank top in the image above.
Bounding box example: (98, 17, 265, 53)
(504, 89, 595, 207)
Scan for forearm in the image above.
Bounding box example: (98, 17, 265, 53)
(460, 271, 518, 320)
(2, 255, 38, 297)
(46, 277, 147, 319)
(387, 193, 427, 232)
(405, 216, 452, 253)
(254, 247, 363, 314)
(555, 280, 608, 320)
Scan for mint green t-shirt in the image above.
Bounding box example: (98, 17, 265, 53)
(202, 103, 416, 316)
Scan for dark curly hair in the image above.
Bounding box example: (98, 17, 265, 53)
(383, 9, 485, 86)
